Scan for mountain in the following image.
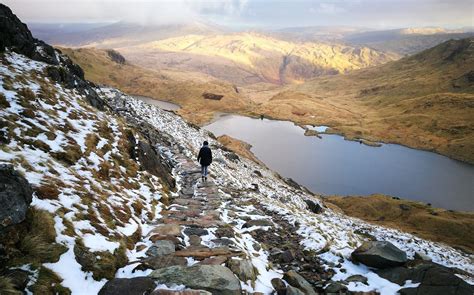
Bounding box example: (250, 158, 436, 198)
(29, 21, 225, 48)
(269, 26, 369, 42)
(254, 38, 474, 163)
(120, 32, 398, 85)
(343, 28, 474, 55)
(1, 4, 473, 294)
(59, 47, 250, 125)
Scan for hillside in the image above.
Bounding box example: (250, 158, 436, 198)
(59, 47, 250, 125)
(0, 4, 473, 294)
(120, 32, 398, 85)
(344, 28, 474, 55)
(253, 38, 474, 163)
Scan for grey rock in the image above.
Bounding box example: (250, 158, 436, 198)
(287, 285, 305, 295)
(378, 262, 474, 295)
(98, 277, 156, 295)
(0, 164, 33, 229)
(134, 141, 175, 190)
(304, 199, 323, 214)
(280, 249, 295, 263)
(351, 241, 407, 268)
(189, 235, 202, 246)
(146, 240, 176, 257)
(149, 265, 241, 295)
(414, 251, 432, 262)
(142, 255, 187, 270)
(283, 270, 317, 295)
(227, 258, 257, 283)
(184, 227, 209, 236)
(324, 282, 348, 294)
(271, 278, 287, 295)
(211, 238, 235, 247)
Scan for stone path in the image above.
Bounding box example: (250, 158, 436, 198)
(99, 144, 339, 295)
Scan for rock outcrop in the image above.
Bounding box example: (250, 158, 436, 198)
(377, 262, 474, 295)
(106, 49, 126, 64)
(351, 241, 408, 268)
(0, 4, 57, 64)
(0, 164, 33, 229)
(202, 92, 224, 100)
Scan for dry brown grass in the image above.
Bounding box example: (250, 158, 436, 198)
(0, 276, 21, 295)
(74, 239, 128, 280)
(30, 267, 71, 295)
(8, 209, 67, 266)
(326, 194, 474, 253)
(51, 140, 83, 165)
(217, 135, 264, 165)
(34, 183, 61, 200)
(0, 93, 10, 108)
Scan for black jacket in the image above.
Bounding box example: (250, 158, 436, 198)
(197, 145, 212, 166)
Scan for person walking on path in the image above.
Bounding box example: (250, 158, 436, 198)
(197, 141, 212, 181)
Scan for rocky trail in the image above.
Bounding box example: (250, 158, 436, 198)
(99, 138, 334, 294)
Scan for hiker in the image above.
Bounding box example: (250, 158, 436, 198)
(197, 140, 212, 181)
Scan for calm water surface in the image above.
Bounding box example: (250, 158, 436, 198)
(204, 114, 474, 211)
(133, 95, 180, 111)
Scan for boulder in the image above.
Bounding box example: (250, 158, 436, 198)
(377, 262, 474, 295)
(304, 199, 323, 214)
(226, 258, 257, 283)
(150, 224, 182, 237)
(351, 241, 407, 268)
(189, 235, 202, 246)
(283, 270, 317, 295)
(142, 255, 187, 270)
(98, 277, 156, 295)
(146, 240, 176, 257)
(271, 278, 287, 295)
(287, 285, 305, 295)
(199, 256, 228, 265)
(106, 49, 126, 64)
(149, 265, 241, 295)
(184, 227, 209, 237)
(0, 164, 33, 229)
(414, 251, 432, 262)
(324, 282, 348, 294)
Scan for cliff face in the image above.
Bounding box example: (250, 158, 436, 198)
(0, 4, 473, 295)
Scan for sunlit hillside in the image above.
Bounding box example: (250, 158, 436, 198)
(119, 32, 398, 85)
(254, 38, 474, 163)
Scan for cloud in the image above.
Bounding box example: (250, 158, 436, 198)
(3, 0, 251, 24)
(311, 3, 345, 14)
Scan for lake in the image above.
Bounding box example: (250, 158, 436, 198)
(133, 95, 180, 111)
(204, 114, 474, 211)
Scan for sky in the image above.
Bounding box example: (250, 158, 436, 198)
(2, 0, 473, 29)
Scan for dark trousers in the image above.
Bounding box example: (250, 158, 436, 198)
(201, 165, 209, 177)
